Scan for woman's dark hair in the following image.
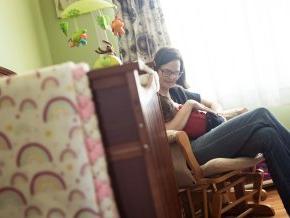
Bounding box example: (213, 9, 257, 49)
(153, 47, 189, 88)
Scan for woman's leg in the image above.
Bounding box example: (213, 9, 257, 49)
(192, 107, 290, 163)
(191, 108, 290, 213)
(250, 107, 290, 145)
(239, 127, 290, 213)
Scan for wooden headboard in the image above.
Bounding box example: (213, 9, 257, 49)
(0, 66, 16, 77)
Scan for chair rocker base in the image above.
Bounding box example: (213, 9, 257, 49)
(223, 203, 275, 217)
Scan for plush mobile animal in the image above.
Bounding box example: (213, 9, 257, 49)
(97, 15, 110, 30)
(60, 21, 69, 36)
(94, 40, 122, 69)
(68, 29, 88, 47)
(111, 16, 125, 37)
(60, 21, 88, 48)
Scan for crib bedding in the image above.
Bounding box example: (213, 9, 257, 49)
(0, 62, 119, 218)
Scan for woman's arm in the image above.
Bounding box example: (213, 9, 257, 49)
(201, 97, 249, 120)
(165, 100, 194, 130)
(181, 87, 223, 112)
(183, 88, 246, 119)
(191, 100, 219, 114)
(165, 99, 221, 130)
(200, 97, 223, 112)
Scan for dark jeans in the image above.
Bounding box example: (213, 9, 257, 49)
(191, 107, 290, 214)
(206, 112, 225, 132)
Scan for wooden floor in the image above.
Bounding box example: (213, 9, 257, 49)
(263, 187, 288, 217)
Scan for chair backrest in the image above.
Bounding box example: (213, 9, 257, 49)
(170, 139, 196, 188)
(167, 130, 204, 187)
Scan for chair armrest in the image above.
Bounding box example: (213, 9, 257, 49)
(166, 130, 265, 178)
(166, 130, 204, 181)
(166, 130, 178, 143)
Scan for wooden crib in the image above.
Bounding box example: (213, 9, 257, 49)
(88, 62, 182, 218)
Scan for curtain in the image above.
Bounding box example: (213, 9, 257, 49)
(113, 0, 170, 63)
(161, 0, 290, 109)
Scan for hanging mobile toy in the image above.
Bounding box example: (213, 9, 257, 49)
(58, 0, 118, 48)
(94, 40, 122, 69)
(111, 16, 125, 37)
(68, 29, 88, 47)
(60, 21, 69, 36)
(59, 20, 89, 48)
(96, 15, 110, 30)
(59, 12, 89, 48)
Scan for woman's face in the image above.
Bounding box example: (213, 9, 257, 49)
(157, 59, 181, 90)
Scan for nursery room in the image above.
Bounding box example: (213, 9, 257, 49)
(1, 0, 290, 217)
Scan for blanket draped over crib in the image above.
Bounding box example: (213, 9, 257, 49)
(0, 62, 119, 218)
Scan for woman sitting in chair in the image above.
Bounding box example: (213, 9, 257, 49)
(158, 93, 225, 139)
(154, 47, 290, 215)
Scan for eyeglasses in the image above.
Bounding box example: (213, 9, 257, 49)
(159, 68, 183, 78)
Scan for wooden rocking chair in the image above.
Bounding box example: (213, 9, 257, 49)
(167, 130, 275, 218)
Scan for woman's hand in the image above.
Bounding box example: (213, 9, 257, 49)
(187, 99, 227, 121)
(186, 99, 217, 114)
(200, 97, 223, 112)
(185, 99, 204, 110)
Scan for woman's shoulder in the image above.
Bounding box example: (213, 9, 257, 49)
(170, 85, 201, 103)
(169, 85, 187, 95)
(170, 85, 185, 91)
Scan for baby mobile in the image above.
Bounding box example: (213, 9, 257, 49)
(59, 0, 125, 69)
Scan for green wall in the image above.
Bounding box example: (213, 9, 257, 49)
(39, 0, 118, 68)
(269, 104, 290, 129)
(0, 0, 118, 72)
(0, 0, 52, 73)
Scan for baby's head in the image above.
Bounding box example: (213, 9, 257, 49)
(158, 94, 177, 122)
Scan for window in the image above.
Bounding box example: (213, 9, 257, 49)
(162, 0, 290, 108)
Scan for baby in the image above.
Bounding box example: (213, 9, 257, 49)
(158, 94, 225, 139)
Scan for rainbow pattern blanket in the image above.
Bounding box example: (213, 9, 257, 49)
(0, 62, 119, 218)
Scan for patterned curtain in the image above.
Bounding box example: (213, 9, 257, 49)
(113, 0, 171, 63)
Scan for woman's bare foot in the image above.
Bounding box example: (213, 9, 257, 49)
(220, 107, 248, 120)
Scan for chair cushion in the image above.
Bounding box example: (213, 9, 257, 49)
(201, 154, 264, 177)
